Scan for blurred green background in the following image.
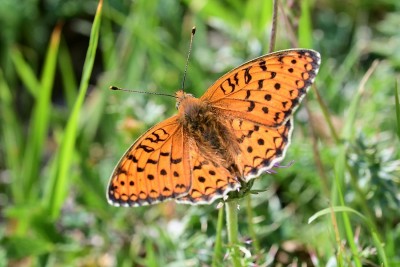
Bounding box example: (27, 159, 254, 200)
(0, 0, 399, 266)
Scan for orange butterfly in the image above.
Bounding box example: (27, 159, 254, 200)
(107, 49, 320, 207)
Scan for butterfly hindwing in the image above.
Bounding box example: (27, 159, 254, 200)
(176, 144, 240, 204)
(231, 117, 293, 182)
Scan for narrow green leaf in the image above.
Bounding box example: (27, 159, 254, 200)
(20, 24, 62, 202)
(10, 48, 40, 98)
(298, 0, 312, 48)
(395, 79, 400, 139)
(100, 0, 117, 70)
(145, 239, 159, 267)
(44, 0, 103, 220)
(308, 206, 366, 224)
(309, 204, 389, 266)
(342, 61, 378, 140)
(334, 146, 362, 267)
(58, 38, 78, 110)
(372, 231, 389, 267)
(0, 70, 23, 203)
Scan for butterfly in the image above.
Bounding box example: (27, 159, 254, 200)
(107, 49, 320, 207)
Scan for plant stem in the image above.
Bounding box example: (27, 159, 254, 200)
(225, 200, 241, 267)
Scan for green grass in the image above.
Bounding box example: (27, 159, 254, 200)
(1, 0, 399, 266)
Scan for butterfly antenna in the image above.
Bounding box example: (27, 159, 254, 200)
(181, 27, 196, 92)
(109, 86, 176, 98)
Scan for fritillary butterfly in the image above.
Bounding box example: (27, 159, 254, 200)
(107, 49, 320, 207)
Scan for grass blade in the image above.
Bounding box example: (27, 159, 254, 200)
(334, 146, 362, 267)
(20, 24, 62, 202)
(43, 0, 103, 220)
(308, 206, 366, 224)
(0, 70, 23, 203)
(298, 0, 312, 48)
(395, 79, 400, 139)
(58, 38, 78, 110)
(10, 48, 40, 98)
(342, 60, 379, 141)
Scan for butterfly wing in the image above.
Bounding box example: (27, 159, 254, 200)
(177, 49, 320, 204)
(176, 141, 240, 204)
(176, 120, 293, 204)
(232, 117, 293, 182)
(201, 49, 320, 128)
(107, 116, 191, 207)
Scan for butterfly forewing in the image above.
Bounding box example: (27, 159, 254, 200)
(201, 49, 320, 128)
(107, 116, 191, 207)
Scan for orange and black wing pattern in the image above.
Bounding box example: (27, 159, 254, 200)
(201, 49, 320, 128)
(107, 116, 191, 207)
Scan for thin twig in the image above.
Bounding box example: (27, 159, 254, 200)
(278, 1, 298, 47)
(279, 0, 329, 190)
(268, 0, 279, 53)
(312, 85, 340, 143)
(304, 98, 330, 197)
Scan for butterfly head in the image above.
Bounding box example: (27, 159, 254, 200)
(175, 90, 194, 109)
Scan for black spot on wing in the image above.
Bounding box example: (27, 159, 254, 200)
(258, 79, 264, 89)
(147, 159, 157, 164)
(227, 78, 235, 93)
(247, 101, 255, 112)
(138, 144, 154, 153)
(244, 67, 252, 84)
(127, 154, 138, 163)
(245, 90, 251, 100)
(171, 158, 182, 164)
(259, 60, 267, 71)
(233, 72, 239, 85)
